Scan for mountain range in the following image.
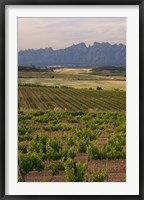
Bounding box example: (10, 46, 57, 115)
(18, 42, 126, 67)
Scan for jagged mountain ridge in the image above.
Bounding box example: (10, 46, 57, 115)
(18, 42, 126, 67)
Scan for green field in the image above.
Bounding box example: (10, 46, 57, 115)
(18, 68, 126, 182)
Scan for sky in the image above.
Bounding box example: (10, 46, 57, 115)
(18, 18, 126, 51)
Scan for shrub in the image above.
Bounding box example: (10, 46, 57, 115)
(18, 153, 32, 174)
(70, 111, 85, 116)
(48, 161, 59, 175)
(68, 147, 75, 159)
(89, 131, 101, 141)
(28, 134, 47, 156)
(102, 133, 126, 159)
(92, 169, 107, 182)
(18, 126, 38, 135)
(82, 114, 92, 121)
(29, 152, 44, 171)
(18, 143, 27, 153)
(46, 137, 63, 160)
(57, 159, 65, 170)
(96, 86, 103, 90)
(34, 114, 50, 123)
(18, 133, 32, 141)
(43, 123, 72, 131)
(64, 158, 87, 182)
(67, 136, 75, 147)
(18, 113, 33, 121)
(60, 148, 68, 161)
(49, 75, 54, 78)
(88, 144, 100, 159)
(77, 140, 87, 153)
(19, 150, 44, 174)
(18, 176, 22, 182)
(31, 110, 44, 116)
(67, 118, 80, 123)
(48, 159, 65, 175)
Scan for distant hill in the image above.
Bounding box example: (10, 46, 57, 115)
(18, 42, 126, 67)
(91, 66, 126, 77)
(18, 66, 54, 72)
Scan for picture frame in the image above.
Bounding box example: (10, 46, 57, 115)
(0, 0, 144, 199)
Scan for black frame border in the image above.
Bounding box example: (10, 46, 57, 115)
(0, 0, 144, 199)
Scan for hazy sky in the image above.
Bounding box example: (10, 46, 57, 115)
(18, 18, 126, 51)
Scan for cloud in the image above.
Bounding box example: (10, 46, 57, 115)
(18, 18, 126, 51)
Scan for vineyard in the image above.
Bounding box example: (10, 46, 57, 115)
(18, 86, 126, 182)
(18, 86, 125, 112)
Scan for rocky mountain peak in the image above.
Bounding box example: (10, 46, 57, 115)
(18, 42, 126, 67)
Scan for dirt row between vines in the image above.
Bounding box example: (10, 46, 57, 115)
(25, 159, 126, 182)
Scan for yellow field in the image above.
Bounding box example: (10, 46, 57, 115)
(18, 68, 126, 90)
(54, 68, 92, 74)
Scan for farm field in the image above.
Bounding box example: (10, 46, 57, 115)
(19, 87, 126, 112)
(18, 84, 126, 182)
(18, 68, 126, 90)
